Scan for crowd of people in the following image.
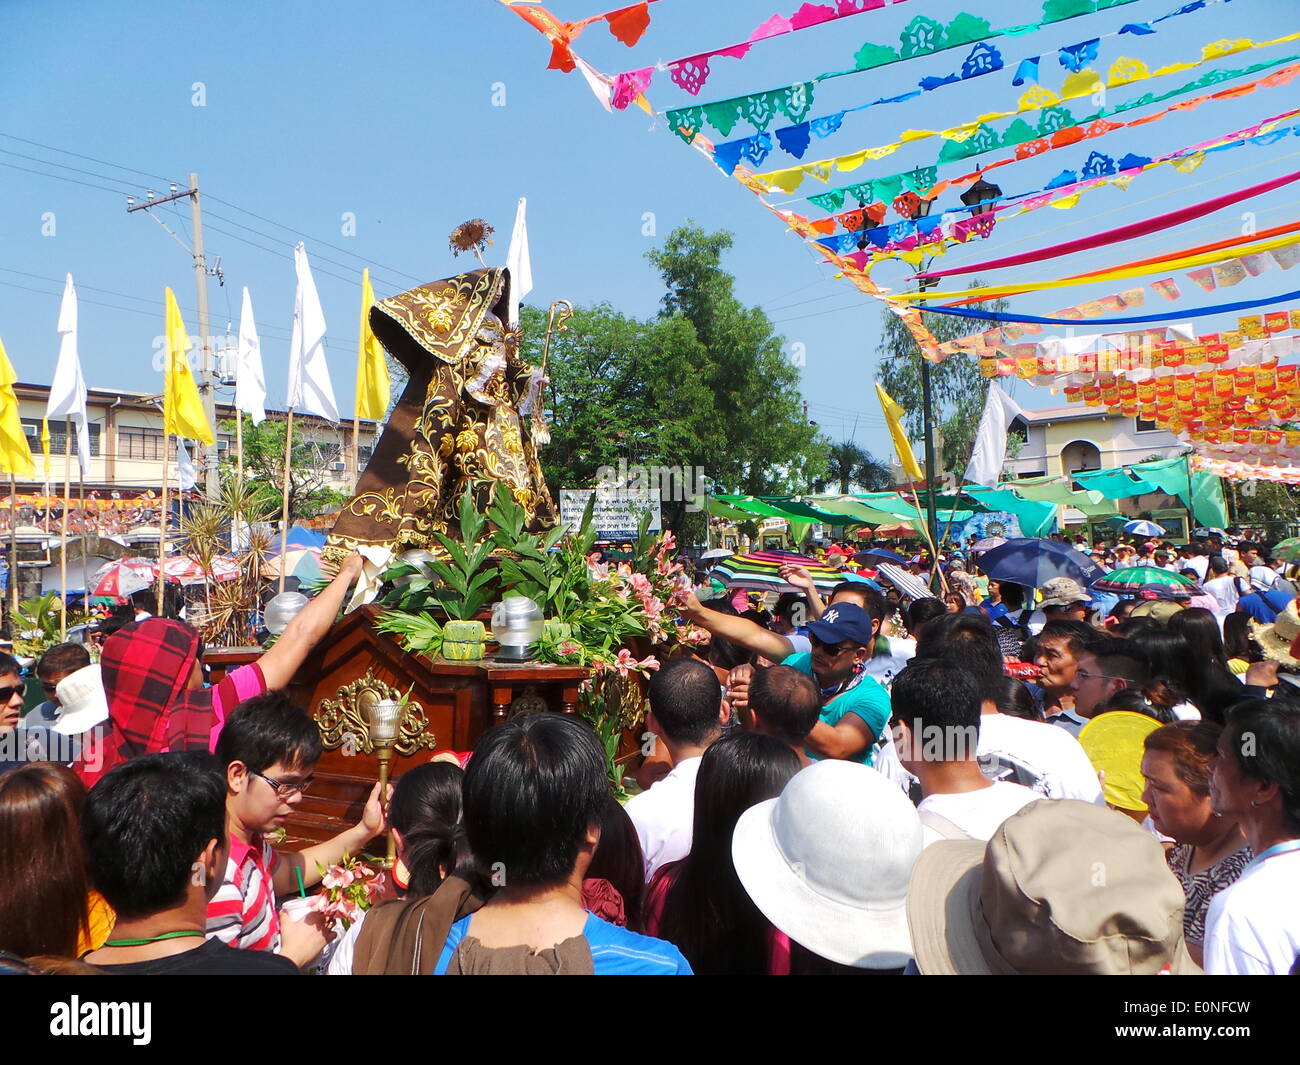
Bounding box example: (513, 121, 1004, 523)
(0, 530, 1298, 976)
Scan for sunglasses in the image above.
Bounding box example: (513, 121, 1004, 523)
(810, 634, 858, 655)
(0, 682, 26, 703)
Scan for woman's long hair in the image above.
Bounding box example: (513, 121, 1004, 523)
(656, 732, 800, 975)
(388, 762, 480, 897)
(1132, 627, 1240, 726)
(586, 794, 646, 932)
(0, 764, 90, 958)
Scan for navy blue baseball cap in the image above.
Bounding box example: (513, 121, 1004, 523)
(806, 603, 877, 647)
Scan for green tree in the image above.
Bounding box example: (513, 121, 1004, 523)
(874, 286, 1008, 475)
(217, 415, 347, 524)
(814, 440, 893, 494)
(646, 223, 828, 496)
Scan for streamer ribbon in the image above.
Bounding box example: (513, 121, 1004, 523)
(917, 289, 1300, 325)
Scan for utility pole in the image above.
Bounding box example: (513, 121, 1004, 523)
(127, 174, 220, 500)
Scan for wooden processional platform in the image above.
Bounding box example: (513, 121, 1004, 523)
(207, 604, 590, 847)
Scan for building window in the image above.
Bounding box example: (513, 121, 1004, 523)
(117, 427, 166, 461)
(22, 419, 101, 457)
(358, 445, 374, 465)
(1135, 416, 1162, 433)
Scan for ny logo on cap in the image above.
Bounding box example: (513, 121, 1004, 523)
(824, 608, 840, 623)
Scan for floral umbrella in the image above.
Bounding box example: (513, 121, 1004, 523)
(1090, 566, 1203, 599)
(710, 550, 844, 594)
(971, 536, 1007, 552)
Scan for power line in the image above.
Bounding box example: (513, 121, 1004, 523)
(0, 130, 182, 186)
(203, 192, 426, 286)
(0, 159, 132, 197)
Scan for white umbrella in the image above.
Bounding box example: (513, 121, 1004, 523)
(875, 562, 937, 601)
(700, 548, 733, 560)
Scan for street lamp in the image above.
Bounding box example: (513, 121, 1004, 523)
(960, 177, 1002, 216)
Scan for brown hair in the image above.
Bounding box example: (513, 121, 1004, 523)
(1142, 721, 1222, 798)
(0, 764, 90, 958)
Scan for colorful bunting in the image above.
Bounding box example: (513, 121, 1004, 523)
(754, 51, 1300, 193)
(667, 0, 1162, 139)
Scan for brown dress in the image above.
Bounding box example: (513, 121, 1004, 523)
(326, 266, 556, 561)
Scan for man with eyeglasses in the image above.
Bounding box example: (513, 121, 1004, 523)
(681, 592, 890, 766)
(208, 691, 387, 966)
(1066, 635, 1150, 724)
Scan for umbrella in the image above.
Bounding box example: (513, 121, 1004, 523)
(710, 550, 845, 594)
(1090, 566, 1203, 598)
(1122, 519, 1166, 537)
(159, 555, 242, 585)
(875, 562, 937, 601)
(971, 536, 1007, 552)
(874, 523, 921, 538)
(700, 548, 733, 560)
(261, 545, 324, 584)
(90, 557, 167, 599)
(976, 538, 1105, 589)
(1271, 537, 1300, 563)
(852, 547, 907, 565)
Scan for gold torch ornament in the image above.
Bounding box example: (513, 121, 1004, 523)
(367, 697, 405, 865)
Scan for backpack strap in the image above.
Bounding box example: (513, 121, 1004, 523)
(919, 809, 976, 841)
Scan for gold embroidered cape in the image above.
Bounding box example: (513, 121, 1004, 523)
(326, 267, 556, 559)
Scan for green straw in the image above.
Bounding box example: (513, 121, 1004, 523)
(295, 865, 306, 899)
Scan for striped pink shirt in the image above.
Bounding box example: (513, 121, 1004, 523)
(205, 836, 282, 953)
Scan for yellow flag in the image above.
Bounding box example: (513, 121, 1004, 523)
(0, 339, 34, 477)
(354, 268, 390, 421)
(876, 382, 924, 484)
(162, 287, 215, 444)
(40, 418, 50, 482)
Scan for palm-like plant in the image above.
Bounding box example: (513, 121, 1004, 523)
(815, 441, 893, 494)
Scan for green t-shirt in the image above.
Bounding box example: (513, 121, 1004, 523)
(780, 652, 891, 766)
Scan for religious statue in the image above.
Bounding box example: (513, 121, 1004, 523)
(325, 265, 556, 563)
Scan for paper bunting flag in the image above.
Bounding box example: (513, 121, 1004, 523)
(665, 0, 1164, 141)
(708, 0, 1259, 166)
(1212, 261, 1249, 288)
(1152, 278, 1181, 301)
(1188, 267, 1217, 292)
(502, 0, 656, 73)
(755, 50, 1300, 194)
(1272, 244, 1300, 270)
(634, 0, 892, 100)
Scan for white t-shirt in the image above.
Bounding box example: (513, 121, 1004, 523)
(917, 781, 1041, 847)
(1171, 701, 1202, 721)
(864, 637, 915, 687)
(1183, 555, 1209, 581)
(624, 755, 703, 882)
(977, 712, 1105, 804)
(1204, 575, 1242, 616)
(1204, 849, 1300, 975)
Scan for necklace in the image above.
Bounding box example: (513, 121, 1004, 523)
(102, 930, 207, 947)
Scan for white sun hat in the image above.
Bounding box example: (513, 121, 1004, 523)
(731, 759, 923, 968)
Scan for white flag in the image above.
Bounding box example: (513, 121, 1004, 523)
(963, 382, 1024, 487)
(176, 437, 197, 490)
(235, 286, 267, 425)
(46, 274, 91, 476)
(504, 197, 534, 328)
(287, 243, 338, 421)
(574, 57, 614, 112)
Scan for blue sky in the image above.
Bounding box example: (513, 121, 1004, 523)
(1, 0, 1297, 465)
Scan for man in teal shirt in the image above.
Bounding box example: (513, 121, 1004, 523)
(681, 593, 889, 765)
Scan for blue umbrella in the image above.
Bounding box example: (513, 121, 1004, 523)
(1121, 519, 1166, 537)
(839, 571, 884, 592)
(976, 538, 1105, 589)
(852, 547, 907, 565)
